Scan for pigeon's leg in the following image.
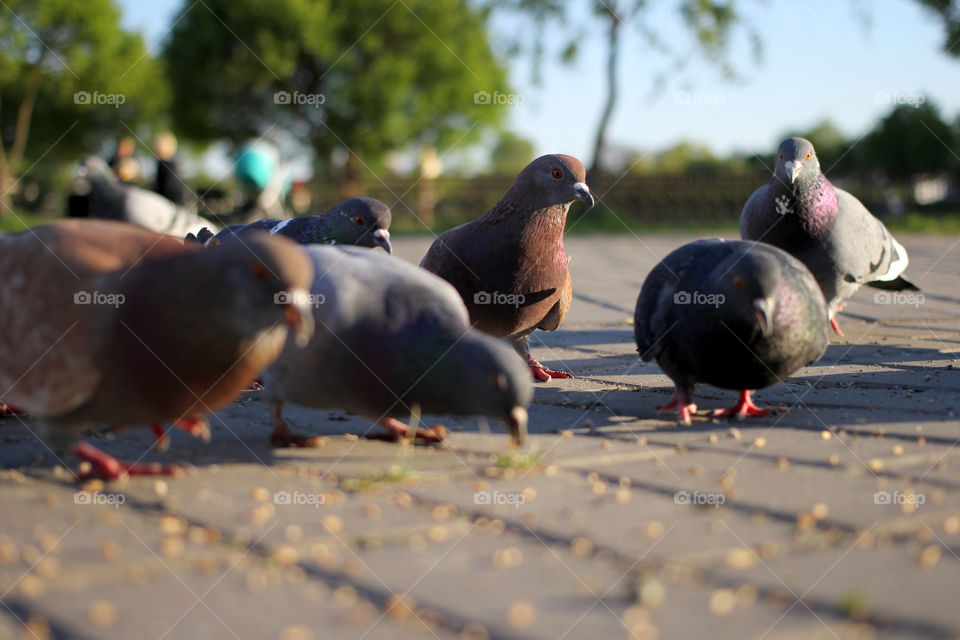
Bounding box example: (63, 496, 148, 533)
(829, 316, 844, 337)
(151, 425, 171, 453)
(74, 442, 182, 481)
(269, 403, 325, 448)
(509, 335, 573, 382)
(171, 416, 211, 442)
(712, 390, 770, 419)
(657, 386, 697, 425)
(369, 417, 447, 444)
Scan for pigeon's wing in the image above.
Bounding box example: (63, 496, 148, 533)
(739, 185, 772, 241)
(828, 188, 910, 285)
(537, 269, 571, 333)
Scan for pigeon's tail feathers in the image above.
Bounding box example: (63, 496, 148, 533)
(866, 276, 920, 292)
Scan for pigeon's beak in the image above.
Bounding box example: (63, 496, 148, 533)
(783, 161, 802, 186)
(572, 182, 594, 208)
(753, 297, 775, 338)
(372, 228, 392, 254)
(507, 406, 528, 445)
(283, 289, 315, 347)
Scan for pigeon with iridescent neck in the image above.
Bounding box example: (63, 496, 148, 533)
(420, 154, 594, 382)
(740, 137, 918, 336)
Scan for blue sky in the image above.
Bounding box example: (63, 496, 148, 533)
(121, 0, 960, 169)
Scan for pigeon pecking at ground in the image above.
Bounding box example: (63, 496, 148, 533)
(188, 197, 393, 253)
(420, 154, 594, 382)
(0, 219, 314, 480)
(77, 156, 219, 238)
(261, 245, 533, 447)
(634, 238, 829, 424)
(740, 137, 919, 336)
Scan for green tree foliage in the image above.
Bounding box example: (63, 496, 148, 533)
(164, 0, 508, 186)
(0, 0, 165, 215)
(490, 130, 535, 174)
(860, 101, 957, 179)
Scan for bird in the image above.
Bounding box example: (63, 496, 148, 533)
(76, 156, 220, 238)
(634, 238, 829, 424)
(0, 219, 314, 480)
(189, 197, 393, 253)
(420, 154, 594, 382)
(260, 245, 533, 447)
(740, 137, 919, 336)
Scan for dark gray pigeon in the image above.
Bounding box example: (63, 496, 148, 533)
(740, 137, 918, 336)
(0, 219, 314, 480)
(78, 156, 219, 237)
(194, 197, 392, 253)
(420, 154, 594, 382)
(635, 239, 828, 424)
(261, 245, 533, 446)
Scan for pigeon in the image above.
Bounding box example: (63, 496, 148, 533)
(634, 238, 828, 424)
(78, 156, 220, 238)
(0, 219, 314, 479)
(261, 245, 533, 446)
(740, 137, 919, 335)
(193, 197, 392, 253)
(420, 154, 594, 382)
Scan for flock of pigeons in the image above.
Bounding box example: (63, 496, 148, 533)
(0, 137, 918, 480)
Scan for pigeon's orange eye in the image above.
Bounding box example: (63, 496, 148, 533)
(805, 152, 811, 161)
(732, 276, 745, 289)
(353, 216, 365, 226)
(778, 153, 783, 161)
(251, 262, 268, 280)
(551, 168, 563, 179)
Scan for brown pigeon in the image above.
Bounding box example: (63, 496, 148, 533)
(0, 219, 314, 480)
(420, 154, 594, 382)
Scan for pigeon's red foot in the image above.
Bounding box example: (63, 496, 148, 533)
(829, 316, 844, 337)
(0, 404, 22, 417)
(524, 354, 573, 382)
(173, 416, 211, 442)
(74, 442, 183, 481)
(657, 389, 697, 425)
(712, 390, 770, 420)
(369, 417, 447, 443)
(269, 404, 325, 448)
(151, 424, 171, 453)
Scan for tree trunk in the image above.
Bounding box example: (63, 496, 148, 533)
(0, 60, 45, 219)
(588, 6, 622, 182)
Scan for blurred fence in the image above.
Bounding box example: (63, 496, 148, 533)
(308, 171, 894, 231)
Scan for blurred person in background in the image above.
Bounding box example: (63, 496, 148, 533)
(108, 136, 142, 183)
(234, 139, 291, 221)
(152, 131, 184, 205)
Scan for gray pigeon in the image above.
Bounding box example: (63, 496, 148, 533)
(740, 137, 918, 335)
(78, 156, 219, 238)
(635, 239, 828, 424)
(0, 220, 314, 479)
(420, 154, 594, 382)
(261, 245, 533, 446)
(194, 197, 392, 253)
